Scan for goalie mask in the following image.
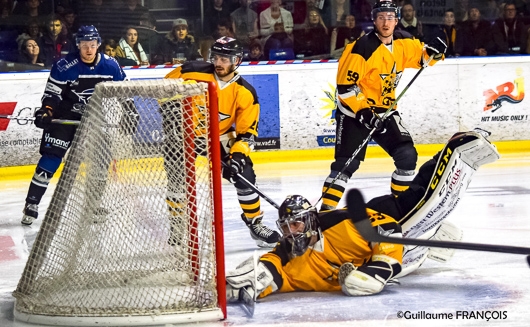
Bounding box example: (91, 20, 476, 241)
(371, 0, 400, 20)
(277, 195, 319, 257)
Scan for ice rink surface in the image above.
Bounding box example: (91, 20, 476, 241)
(1, 148, 530, 327)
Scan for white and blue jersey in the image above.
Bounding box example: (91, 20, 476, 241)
(42, 52, 126, 120)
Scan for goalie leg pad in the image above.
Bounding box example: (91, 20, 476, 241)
(427, 221, 463, 263)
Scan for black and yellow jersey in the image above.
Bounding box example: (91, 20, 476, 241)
(336, 30, 439, 117)
(258, 207, 403, 298)
(165, 61, 259, 155)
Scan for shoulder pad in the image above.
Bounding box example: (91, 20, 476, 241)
(393, 29, 414, 40)
(181, 61, 215, 74)
(351, 32, 380, 61)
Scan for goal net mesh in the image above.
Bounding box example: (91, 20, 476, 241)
(13, 79, 223, 324)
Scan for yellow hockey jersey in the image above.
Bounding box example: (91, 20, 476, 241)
(258, 208, 403, 297)
(165, 61, 260, 155)
(336, 30, 439, 116)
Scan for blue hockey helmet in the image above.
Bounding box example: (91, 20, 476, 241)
(76, 25, 101, 47)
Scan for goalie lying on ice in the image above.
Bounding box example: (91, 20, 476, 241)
(226, 130, 500, 299)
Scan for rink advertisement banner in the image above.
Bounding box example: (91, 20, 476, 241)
(1, 57, 530, 167)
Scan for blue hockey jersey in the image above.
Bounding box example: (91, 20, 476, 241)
(42, 52, 126, 120)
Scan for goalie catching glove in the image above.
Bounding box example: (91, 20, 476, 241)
(425, 37, 447, 60)
(338, 255, 401, 296)
(356, 108, 385, 132)
(34, 105, 53, 129)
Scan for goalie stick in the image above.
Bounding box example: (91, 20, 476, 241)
(345, 189, 530, 267)
(317, 55, 434, 207)
(221, 161, 280, 209)
(0, 115, 80, 125)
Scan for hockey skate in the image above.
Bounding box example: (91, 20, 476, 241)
(241, 213, 281, 248)
(21, 203, 38, 226)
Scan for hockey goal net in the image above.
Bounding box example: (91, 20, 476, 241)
(13, 79, 226, 325)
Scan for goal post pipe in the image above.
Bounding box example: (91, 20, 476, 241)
(316, 54, 435, 207)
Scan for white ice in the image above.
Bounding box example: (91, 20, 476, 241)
(1, 151, 530, 327)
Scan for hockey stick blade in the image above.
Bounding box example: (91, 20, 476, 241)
(238, 287, 255, 318)
(346, 189, 530, 258)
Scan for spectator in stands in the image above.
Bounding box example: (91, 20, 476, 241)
(61, 8, 79, 39)
(0, 0, 14, 27)
(119, 0, 149, 28)
(205, 0, 232, 37)
(13, 0, 47, 30)
(294, 8, 330, 58)
(216, 18, 235, 38)
(136, 13, 164, 64)
(16, 18, 42, 48)
(154, 19, 199, 65)
(457, 6, 494, 56)
(491, 2, 528, 55)
(260, 0, 294, 59)
(483, 0, 501, 21)
(245, 40, 265, 61)
(397, 2, 424, 41)
(17, 36, 44, 65)
(78, 0, 115, 40)
(230, 0, 259, 48)
(197, 35, 215, 61)
(454, 0, 470, 23)
(329, 0, 350, 27)
(513, 0, 530, 17)
(38, 16, 74, 66)
(102, 38, 136, 66)
(433, 9, 460, 57)
(330, 14, 364, 58)
(351, 0, 373, 23)
(116, 27, 149, 65)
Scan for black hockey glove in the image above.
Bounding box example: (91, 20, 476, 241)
(356, 108, 384, 132)
(425, 37, 447, 60)
(228, 152, 247, 176)
(34, 105, 53, 129)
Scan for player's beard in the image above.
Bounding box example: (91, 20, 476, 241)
(214, 64, 235, 79)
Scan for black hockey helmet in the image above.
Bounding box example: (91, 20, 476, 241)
(371, 0, 400, 20)
(76, 25, 101, 47)
(209, 36, 244, 65)
(277, 195, 319, 257)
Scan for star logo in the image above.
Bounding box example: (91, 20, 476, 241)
(379, 62, 402, 97)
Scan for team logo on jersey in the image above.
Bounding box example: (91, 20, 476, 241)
(379, 62, 402, 97)
(219, 112, 230, 122)
(483, 69, 525, 112)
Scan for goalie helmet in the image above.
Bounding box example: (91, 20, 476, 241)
(209, 36, 243, 65)
(371, 0, 400, 20)
(277, 195, 319, 257)
(76, 25, 101, 47)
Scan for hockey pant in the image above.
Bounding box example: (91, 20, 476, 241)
(321, 110, 417, 210)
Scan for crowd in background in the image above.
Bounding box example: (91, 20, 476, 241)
(0, 0, 529, 71)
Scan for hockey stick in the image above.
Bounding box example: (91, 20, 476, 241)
(317, 55, 434, 207)
(0, 115, 80, 125)
(220, 161, 280, 209)
(345, 189, 530, 267)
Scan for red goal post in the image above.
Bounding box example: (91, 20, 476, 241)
(13, 79, 227, 325)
